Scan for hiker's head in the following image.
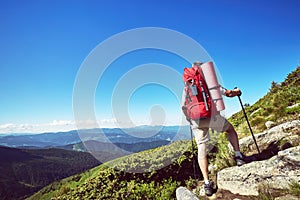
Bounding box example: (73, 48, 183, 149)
(192, 61, 203, 67)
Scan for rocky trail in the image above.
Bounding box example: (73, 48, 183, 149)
(177, 120, 300, 200)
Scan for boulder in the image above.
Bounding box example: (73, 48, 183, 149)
(176, 186, 199, 200)
(274, 194, 300, 200)
(265, 121, 276, 129)
(237, 120, 300, 153)
(217, 145, 300, 196)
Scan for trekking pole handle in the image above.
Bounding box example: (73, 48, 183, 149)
(234, 87, 242, 96)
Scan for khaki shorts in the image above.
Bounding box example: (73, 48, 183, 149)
(190, 115, 231, 145)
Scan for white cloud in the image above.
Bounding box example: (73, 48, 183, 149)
(50, 120, 74, 126)
(0, 117, 185, 134)
(0, 123, 14, 129)
(0, 118, 116, 134)
(0, 121, 76, 134)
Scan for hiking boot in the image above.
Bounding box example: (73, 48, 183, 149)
(235, 153, 247, 166)
(204, 181, 214, 196)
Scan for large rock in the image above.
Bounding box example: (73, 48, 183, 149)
(265, 120, 276, 129)
(275, 194, 300, 200)
(217, 145, 300, 196)
(237, 120, 300, 153)
(176, 186, 199, 200)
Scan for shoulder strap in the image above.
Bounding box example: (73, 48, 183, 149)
(184, 83, 192, 104)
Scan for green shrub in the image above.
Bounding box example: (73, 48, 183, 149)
(185, 177, 198, 190)
(262, 107, 274, 116)
(251, 116, 266, 126)
(55, 186, 71, 197)
(258, 183, 275, 200)
(289, 180, 300, 196)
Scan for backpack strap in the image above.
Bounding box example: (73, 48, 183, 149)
(208, 85, 221, 90)
(199, 80, 209, 111)
(184, 82, 192, 104)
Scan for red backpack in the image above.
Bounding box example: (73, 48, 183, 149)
(183, 66, 212, 120)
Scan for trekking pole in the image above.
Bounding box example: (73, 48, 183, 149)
(235, 88, 261, 155)
(188, 120, 197, 179)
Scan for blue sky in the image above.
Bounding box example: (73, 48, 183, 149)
(0, 0, 299, 133)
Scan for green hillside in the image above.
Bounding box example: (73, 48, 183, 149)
(28, 140, 199, 200)
(27, 133, 235, 200)
(0, 146, 100, 200)
(28, 66, 300, 200)
(229, 66, 300, 137)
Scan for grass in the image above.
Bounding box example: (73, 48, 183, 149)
(256, 180, 300, 200)
(28, 140, 195, 200)
(257, 183, 276, 200)
(27, 165, 103, 200)
(229, 66, 300, 135)
(289, 180, 300, 197)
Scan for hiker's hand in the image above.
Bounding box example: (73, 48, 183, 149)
(233, 88, 242, 96)
(225, 88, 242, 97)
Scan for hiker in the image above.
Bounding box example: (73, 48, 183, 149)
(181, 61, 247, 196)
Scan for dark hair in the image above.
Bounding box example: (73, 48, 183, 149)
(193, 61, 203, 66)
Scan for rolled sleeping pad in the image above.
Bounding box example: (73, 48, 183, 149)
(201, 61, 225, 111)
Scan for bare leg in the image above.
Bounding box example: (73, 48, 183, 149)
(198, 143, 209, 181)
(226, 124, 240, 151)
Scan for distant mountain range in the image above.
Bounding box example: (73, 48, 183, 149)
(0, 125, 190, 148)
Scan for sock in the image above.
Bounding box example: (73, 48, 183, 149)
(204, 180, 210, 184)
(235, 151, 242, 158)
